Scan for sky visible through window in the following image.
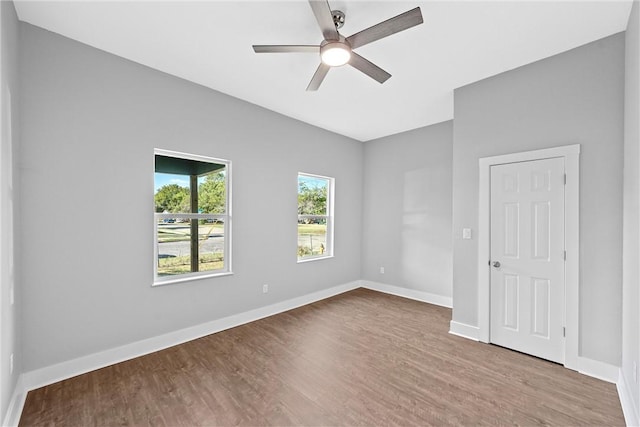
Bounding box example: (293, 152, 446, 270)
(155, 173, 326, 193)
(299, 174, 327, 190)
(154, 173, 188, 192)
(154, 173, 216, 193)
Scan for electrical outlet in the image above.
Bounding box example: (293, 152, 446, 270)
(9, 283, 14, 306)
(380, 267, 385, 274)
(262, 284, 269, 294)
(10, 353, 13, 375)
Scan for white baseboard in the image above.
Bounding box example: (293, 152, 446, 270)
(361, 281, 452, 308)
(17, 280, 451, 398)
(448, 320, 480, 341)
(20, 281, 361, 395)
(3, 375, 26, 427)
(8, 281, 629, 427)
(617, 368, 640, 427)
(577, 357, 619, 383)
(448, 326, 621, 386)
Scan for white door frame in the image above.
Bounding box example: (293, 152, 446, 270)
(477, 144, 580, 370)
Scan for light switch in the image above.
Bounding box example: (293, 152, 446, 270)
(462, 228, 472, 240)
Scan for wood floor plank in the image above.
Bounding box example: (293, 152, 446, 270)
(19, 289, 625, 426)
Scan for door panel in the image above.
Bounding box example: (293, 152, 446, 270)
(490, 157, 565, 363)
(503, 274, 519, 330)
(531, 277, 550, 337)
(531, 202, 550, 260)
(503, 203, 519, 257)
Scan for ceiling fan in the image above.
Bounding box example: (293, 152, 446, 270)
(252, 1, 424, 91)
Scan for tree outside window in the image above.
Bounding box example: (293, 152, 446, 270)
(298, 173, 334, 261)
(154, 150, 231, 284)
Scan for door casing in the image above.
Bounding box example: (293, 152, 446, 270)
(477, 144, 580, 370)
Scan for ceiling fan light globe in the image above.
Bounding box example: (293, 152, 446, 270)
(320, 43, 351, 67)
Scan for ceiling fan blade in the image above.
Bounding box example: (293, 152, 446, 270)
(346, 7, 423, 49)
(306, 63, 331, 91)
(348, 53, 391, 84)
(309, 0, 339, 41)
(253, 45, 319, 53)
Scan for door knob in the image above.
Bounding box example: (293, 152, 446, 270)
(492, 261, 501, 268)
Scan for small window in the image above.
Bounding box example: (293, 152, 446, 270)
(154, 149, 231, 284)
(298, 173, 334, 261)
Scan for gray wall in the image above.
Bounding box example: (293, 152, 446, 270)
(622, 0, 640, 417)
(452, 33, 625, 365)
(8, 1, 633, 393)
(361, 122, 453, 299)
(0, 0, 21, 420)
(18, 23, 364, 372)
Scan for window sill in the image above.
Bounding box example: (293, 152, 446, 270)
(297, 255, 334, 264)
(152, 271, 233, 287)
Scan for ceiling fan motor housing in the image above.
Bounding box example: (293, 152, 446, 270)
(332, 10, 345, 29)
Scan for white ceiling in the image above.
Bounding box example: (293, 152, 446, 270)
(14, 0, 633, 141)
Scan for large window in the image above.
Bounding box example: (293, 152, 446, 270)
(297, 173, 334, 261)
(154, 149, 231, 284)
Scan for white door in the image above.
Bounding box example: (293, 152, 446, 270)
(490, 157, 565, 363)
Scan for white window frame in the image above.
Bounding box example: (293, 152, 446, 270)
(153, 148, 232, 286)
(297, 172, 334, 262)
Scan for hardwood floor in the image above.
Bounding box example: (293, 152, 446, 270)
(20, 288, 624, 426)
